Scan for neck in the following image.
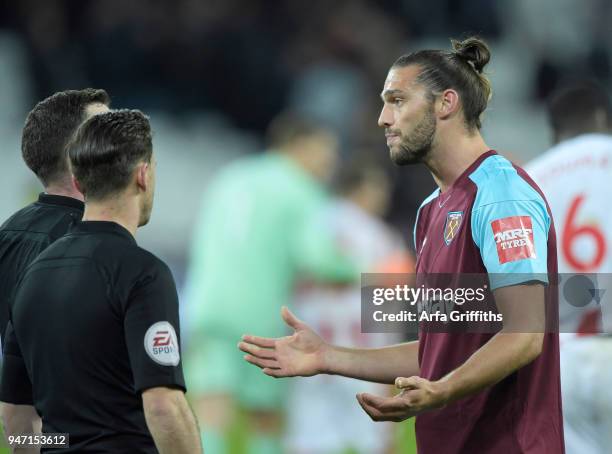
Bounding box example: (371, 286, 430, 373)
(284, 151, 312, 176)
(347, 192, 378, 217)
(423, 128, 490, 193)
(44, 181, 84, 202)
(82, 195, 140, 238)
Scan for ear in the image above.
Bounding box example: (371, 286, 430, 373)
(437, 89, 460, 120)
(136, 162, 149, 192)
(594, 108, 608, 132)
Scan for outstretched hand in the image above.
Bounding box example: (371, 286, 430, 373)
(356, 376, 449, 422)
(239, 306, 327, 378)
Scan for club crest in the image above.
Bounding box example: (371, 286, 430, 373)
(443, 211, 463, 245)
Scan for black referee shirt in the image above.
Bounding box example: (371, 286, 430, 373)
(0, 193, 83, 341)
(0, 221, 185, 453)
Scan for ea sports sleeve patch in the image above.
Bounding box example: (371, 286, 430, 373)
(144, 321, 180, 366)
(124, 262, 186, 392)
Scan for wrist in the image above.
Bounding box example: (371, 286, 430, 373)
(317, 342, 335, 375)
(433, 378, 454, 406)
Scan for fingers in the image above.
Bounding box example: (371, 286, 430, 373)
(281, 306, 303, 330)
(359, 392, 387, 408)
(356, 393, 410, 422)
(243, 354, 280, 370)
(262, 368, 286, 378)
(395, 376, 424, 390)
(356, 393, 385, 420)
(238, 341, 276, 360)
(241, 334, 276, 349)
(361, 392, 407, 412)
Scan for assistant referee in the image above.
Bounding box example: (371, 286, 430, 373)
(0, 88, 110, 341)
(0, 110, 201, 453)
(0, 89, 110, 440)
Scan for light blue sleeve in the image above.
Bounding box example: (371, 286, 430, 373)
(471, 199, 550, 290)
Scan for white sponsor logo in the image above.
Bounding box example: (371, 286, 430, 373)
(144, 321, 180, 366)
(495, 228, 532, 246)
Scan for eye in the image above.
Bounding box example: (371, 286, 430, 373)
(393, 98, 404, 106)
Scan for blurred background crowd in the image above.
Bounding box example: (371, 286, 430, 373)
(0, 1, 611, 453)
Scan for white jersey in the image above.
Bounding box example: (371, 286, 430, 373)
(527, 134, 612, 454)
(526, 133, 612, 334)
(286, 199, 410, 454)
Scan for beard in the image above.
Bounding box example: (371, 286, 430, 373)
(389, 105, 436, 166)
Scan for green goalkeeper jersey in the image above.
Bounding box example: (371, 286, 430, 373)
(185, 152, 357, 338)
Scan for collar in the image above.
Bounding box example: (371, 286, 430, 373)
(443, 149, 497, 194)
(38, 193, 84, 211)
(72, 221, 136, 245)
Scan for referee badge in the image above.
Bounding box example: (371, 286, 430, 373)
(443, 211, 463, 245)
(144, 321, 180, 366)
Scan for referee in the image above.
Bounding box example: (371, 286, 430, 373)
(0, 89, 110, 341)
(0, 89, 109, 440)
(0, 110, 201, 453)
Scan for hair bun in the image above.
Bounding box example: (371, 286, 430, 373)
(451, 37, 490, 73)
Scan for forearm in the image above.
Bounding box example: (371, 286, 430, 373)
(145, 398, 202, 454)
(439, 332, 543, 403)
(1, 404, 41, 454)
(322, 341, 419, 384)
(1, 403, 41, 434)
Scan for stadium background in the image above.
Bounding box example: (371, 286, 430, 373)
(0, 1, 610, 453)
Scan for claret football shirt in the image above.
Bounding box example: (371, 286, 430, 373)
(413, 151, 564, 454)
(0, 221, 185, 453)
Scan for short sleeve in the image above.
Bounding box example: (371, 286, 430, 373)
(0, 321, 33, 404)
(471, 199, 550, 290)
(124, 262, 186, 393)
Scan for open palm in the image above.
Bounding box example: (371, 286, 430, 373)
(239, 306, 326, 377)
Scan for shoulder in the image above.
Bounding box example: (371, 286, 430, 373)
(111, 245, 177, 304)
(413, 188, 440, 248)
(1, 202, 80, 241)
(562, 133, 612, 151)
(417, 188, 440, 212)
(207, 154, 299, 198)
(121, 244, 172, 276)
(415, 188, 440, 225)
(63, 231, 174, 286)
(527, 133, 612, 175)
(414, 188, 441, 226)
(468, 154, 547, 211)
(0, 201, 39, 231)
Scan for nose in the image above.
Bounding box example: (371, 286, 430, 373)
(378, 104, 392, 128)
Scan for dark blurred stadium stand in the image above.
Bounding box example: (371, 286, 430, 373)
(0, 0, 610, 274)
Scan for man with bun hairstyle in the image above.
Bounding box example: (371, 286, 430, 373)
(240, 37, 564, 453)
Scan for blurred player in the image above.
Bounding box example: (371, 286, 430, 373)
(0, 110, 201, 453)
(286, 160, 412, 454)
(183, 113, 356, 454)
(241, 37, 565, 453)
(526, 80, 612, 454)
(0, 89, 109, 440)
